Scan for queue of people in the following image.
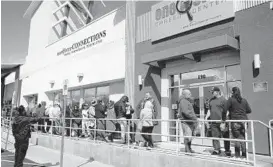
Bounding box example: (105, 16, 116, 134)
(11, 86, 251, 159)
(178, 86, 251, 159)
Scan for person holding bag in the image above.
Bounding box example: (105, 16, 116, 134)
(140, 101, 154, 149)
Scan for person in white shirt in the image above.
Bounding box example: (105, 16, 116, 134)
(81, 103, 95, 138)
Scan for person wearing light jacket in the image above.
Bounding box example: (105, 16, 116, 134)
(177, 89, 198, 153)
(140, 100, 154, 149)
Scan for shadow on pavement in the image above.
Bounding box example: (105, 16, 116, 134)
(1, 149, 59, 167)
(77, 157, 95, 167)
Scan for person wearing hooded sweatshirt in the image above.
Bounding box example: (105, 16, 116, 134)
(177, 89, 198, 153)
(114, 96, 129, 143)
(71, 104, 82, 137)
(140, 100, 154, 149)
(12, 105, 41, 167)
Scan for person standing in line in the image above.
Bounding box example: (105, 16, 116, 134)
(65, 104, 72, 136)
(81, 103, 91, 138)
(140, 100, 154, 149)
(177, 89, 198, 153)
(38, 101, 47, 133)
(137, 92, 158, 126)
(106, 100, 117, 142)
(94, 98, 108, 142)
(223, 87, 252, 159)
(51, 103, 62, 135)
(34, 104, 42, 131)
(114, 96, 129, 144)
(125, 102, 135, 143)
(44, 104, 52, 133)
(205, 87, 231, 156)
(88, 100, 96, 139)
(71, 104, 82, 137)
(12, 105, 42, 167)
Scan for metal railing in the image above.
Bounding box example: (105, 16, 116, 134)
(2, 117, 273, 166)
(269, 119, 273, 157)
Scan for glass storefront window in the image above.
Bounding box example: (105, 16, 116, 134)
(84, 88, 96, 105)
(226, 65, 241, 81)
(181, 67, 225, 85)
(97, 86, 109, 104)
(170, 75, 180, 87)
(227, 81, 242, 98)
(71, 90, 81, 105)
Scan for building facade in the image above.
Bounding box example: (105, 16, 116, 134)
(133, 1, 273, 155)
(5, 1, 127, 109)
(3, 0, 273, 156)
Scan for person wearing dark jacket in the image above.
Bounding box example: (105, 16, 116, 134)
(106, 100, 117, 142)
(223, 87, 252, 159)
(65, 104, 72, 136)
(95, 99, 108, 141)
(114, 96, 129, 143)
(178, 89, 198, 153)
(12, 105, 41, 167)
(71, 104, 82, 137)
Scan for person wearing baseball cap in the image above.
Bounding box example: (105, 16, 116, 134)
(205, 87, 231, 156)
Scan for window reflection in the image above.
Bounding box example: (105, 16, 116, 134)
(71, 90, 81, 105)
(84, 88, 96, 105)
(226, 65, 241, 81)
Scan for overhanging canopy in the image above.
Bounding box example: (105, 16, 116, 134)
(141, 34, 240, 64)
(1, 64, 22, 79)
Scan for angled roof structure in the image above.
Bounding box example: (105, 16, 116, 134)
(1, 63, 23, 79)
(23, 1, 43, 19)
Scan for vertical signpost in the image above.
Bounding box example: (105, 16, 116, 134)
(60, 79, 68, 167)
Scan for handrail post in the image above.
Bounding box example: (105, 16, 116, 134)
(70, 118, 72, 138)
(251, 121, 256, 166)
(269, 120, 273, 157)
(128, 119, 130, 148)
(176, 120, 179, 155)
(94, 119, 96, 142)
(245, 122, 249, 161)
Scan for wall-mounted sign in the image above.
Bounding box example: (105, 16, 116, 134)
(151, 0, 234, 41)
(57, 30, 107, 56)
(172, 104, 178, 110)
(253, 81, 268, 92)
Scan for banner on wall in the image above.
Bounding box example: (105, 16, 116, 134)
(57, 30, 107, 56)
(151, 0, 234, 41)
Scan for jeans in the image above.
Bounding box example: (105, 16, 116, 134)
(118, 117, 128, 142)
(181, 123, 194, 142)
(14, 139, 29, 167)
(231, 122, 246, 157)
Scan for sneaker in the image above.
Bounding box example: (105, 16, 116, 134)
(211, 150, 221, 155)
(225, 151, 232, 157)
(146, 146, 153, 150)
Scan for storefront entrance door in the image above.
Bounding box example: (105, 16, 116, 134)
(169, 83, 226, 141)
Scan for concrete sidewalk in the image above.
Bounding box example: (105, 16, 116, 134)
(2, 141, 115, 167)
